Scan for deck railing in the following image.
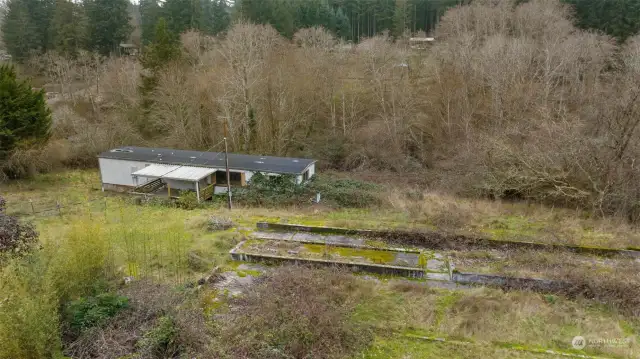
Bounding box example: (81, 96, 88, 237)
(133, 178, 164, 194)
(199, 183, 215, 201)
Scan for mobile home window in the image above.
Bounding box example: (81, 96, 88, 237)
(216, 171, 242, 185)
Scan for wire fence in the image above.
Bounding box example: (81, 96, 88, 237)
(6, 196, 119, 219)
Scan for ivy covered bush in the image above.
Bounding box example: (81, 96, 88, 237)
(65, 293, 129, 333)
(227, 173, 382, 208)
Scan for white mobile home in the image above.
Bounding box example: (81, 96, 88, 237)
(98, 146, 316, 201)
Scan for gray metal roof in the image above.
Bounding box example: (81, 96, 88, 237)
(98, 146, 316, 174)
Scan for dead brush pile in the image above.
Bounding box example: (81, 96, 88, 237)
(212, 265, 374, 359)
(64, 280, 211, 359)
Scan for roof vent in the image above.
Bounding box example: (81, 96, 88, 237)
(110, 148, 133, 153)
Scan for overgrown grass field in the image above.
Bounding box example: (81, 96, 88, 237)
(0, 170, 638, 358)
(5, 170, 640, 249)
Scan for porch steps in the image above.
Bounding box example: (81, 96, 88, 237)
(133, 178, 165, 194)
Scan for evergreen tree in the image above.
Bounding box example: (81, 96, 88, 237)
(139, 17, 181, 127)
(24, 0, 55, 51)
(565, 0, 640, 41)
(296, 0, 334, 29)
(85, 0, 132, 55)
(141, 17, 181, 71)
(2, 0, 39, 60)
(202, 0, 230, 35)
(215, 0, 232, 34)
(140, 0, 161, 45)
(0, 64, 52, 160)
(163, 0, 202, 35)
(2, 0, 55, 60)
(334, 7, 351, 40)
(199, 0, 216, 34)
(268, 0, 295, 38)
(392, 0, 409, 38)
(236, 0, 294, 37)
(51, 0, 87, 56)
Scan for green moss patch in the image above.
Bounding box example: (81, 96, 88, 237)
(303, 243, 397, 265)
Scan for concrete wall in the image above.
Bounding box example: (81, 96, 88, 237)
(229, 250, 426, 279)
(99, 158, 152, 187)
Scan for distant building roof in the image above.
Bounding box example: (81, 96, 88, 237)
(98, 146, 316, 174)
(409, 37, 435, 42)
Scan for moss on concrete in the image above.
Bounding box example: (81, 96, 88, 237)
(303, 243, 397, 265)
(235, 269, 262, 277)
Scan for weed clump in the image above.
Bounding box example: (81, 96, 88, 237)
(176, 191, 200, 210)
(213, 265, 373, 359)
(208, 215, 234, 231)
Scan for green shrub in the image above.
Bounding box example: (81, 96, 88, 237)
(176, 191, 200, 210)
(65, 293, 129, 332)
